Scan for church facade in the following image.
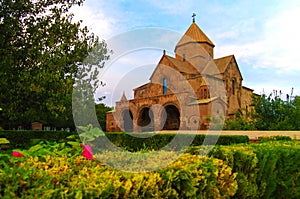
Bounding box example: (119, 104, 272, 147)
(106, 19, 254, 132)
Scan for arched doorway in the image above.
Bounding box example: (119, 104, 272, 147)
(122, 109, 133, 132)
(138, 107, 154, 132)
(163, 105, 180, 130)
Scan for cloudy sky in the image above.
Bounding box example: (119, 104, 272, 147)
(71, 0, 300, 106)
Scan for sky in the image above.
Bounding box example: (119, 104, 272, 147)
(71, 0, 300, 106)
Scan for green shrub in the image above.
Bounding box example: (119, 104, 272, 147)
(0, 130, 77, 149)
(258, 135, 292, 143)
(206, 141, 300, 198)
(103, 133, 249, 151)
(0, 144, 238, 198)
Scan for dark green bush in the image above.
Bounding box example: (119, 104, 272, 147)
(258, 135, 292, 143)
(102, 133, 249, 151)
(0, 130, 77, 149)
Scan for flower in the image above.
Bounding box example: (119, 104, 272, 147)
(12, 151, 24, 157)
(82, 144, 93, 160)
(80, 143, 83, 147)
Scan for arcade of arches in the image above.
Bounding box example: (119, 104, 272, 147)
(106, 18, 255, 132)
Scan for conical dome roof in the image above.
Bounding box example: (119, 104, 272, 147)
(176, 21, 215, 48)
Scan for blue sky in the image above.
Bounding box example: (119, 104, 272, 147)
(71, 0, 300, 106)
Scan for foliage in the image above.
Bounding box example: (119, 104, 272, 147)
(252, 93, 300, 130)
(0, 138, 9, 145)
(103, 133, 249, 152)
(1, 138, 299, 198)
(207, 141, 300, 198)
(0, 0, 110, 129)
(258, 135, 292, 143)
(224, 112, 256, 130)
(0, 143, 238, 198)
(224, 92, 300, 130)
(77, 124, 104, 144)
(95, 97, 112, 132)
(0, 130, 77, 149)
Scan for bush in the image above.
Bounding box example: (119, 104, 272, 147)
(258, 135, 292, 143)
(103, 133, 249, 151)
(0, 130, 77, 149)
(0, 144, 238, 198)
(207, 141, 300, 198)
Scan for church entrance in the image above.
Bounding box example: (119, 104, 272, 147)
(122, 109, 133, 132)
(163, 105, 180, 130)
(138, 107, 154, 132)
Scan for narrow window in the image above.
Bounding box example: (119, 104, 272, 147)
(163, 78, 167, 94)
(183, 54, 186, 62)
(232, 79, 235, 95)
(204, 89, 207, 99)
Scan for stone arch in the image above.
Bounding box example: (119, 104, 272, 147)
(137, 107, 154, 132)
(162, 104, 180, 130)
(122, 109, 133, 132)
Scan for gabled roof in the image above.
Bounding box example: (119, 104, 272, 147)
(214, 55, 234, 73)
(165, 55, 199, 74)
(213, 55, 243, 80)
(149, 54, 200, 80)
(176, 22, 215, 48)
(133, 82, 150, 91)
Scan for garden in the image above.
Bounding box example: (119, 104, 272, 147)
(1, 129, 299, 198)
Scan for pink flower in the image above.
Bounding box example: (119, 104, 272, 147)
(82, 144, 93, 160)
(12, 151, 24, 157)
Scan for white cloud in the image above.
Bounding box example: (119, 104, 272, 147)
(216, 6, 300, 74)
(70, 4, 118, 39)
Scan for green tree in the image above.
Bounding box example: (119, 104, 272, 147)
(251, 91, 299, 130)
(223, 112, 255, 130)
(95, 97, 112, 132)
(0, 0, 110, 129)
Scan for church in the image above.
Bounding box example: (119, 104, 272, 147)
(106, 17, 254, 132)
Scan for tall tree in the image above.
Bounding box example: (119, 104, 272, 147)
(0, 0, 110, 129)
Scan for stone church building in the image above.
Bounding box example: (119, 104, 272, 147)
(106, 18, 254, 132)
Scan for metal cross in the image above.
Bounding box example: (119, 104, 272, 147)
(192, 13, 196, 22)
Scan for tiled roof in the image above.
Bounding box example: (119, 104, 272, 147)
(165, 55, 199, 74)
(177, 22, 215, 47)
(213, 55, 234, 73)
(133, 83, 150, 91)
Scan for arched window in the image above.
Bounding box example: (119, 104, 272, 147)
(199, 85, 210, 99)
(204, 89, 207, 99)
(163, 78, 167, 94)
(183, 54, 186, 62)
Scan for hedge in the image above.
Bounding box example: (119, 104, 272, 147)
(0, 130, 249, 150)
(0, 143, 238, 198)
(1, 138, 299, 198)
(189, 141, 300, 198)
(103, 133, 249, 151)
(0, 130, 77, 149)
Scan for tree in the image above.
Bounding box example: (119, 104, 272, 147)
(251, 91, 299, 130)
(0, 0, 110, 129)
(95, 97, 112, 132)
(223, 91, 299, 130)
(223, 112, 255, 130)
